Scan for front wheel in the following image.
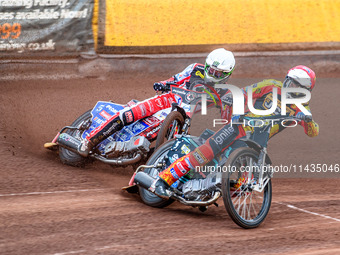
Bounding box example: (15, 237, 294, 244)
(155, 111, 185, 149)
(139, 140, 175, 208)
(59, 110, 92, 167)
(222, 147, 272, 229)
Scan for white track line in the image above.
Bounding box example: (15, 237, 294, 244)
(54, 250, 86, 255)
(276, 202, 340, 222)
(0, 188, 109, 197)
(51, 214, 339, 255)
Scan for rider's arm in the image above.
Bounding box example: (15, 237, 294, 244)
(153, 63, 198, 91)
(296, 106, 319, 137)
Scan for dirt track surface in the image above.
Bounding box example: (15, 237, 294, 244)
(0, 67, 339, 254)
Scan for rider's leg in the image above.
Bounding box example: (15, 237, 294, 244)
(78, 93, 177, 157)
(152, 124, 246, 198)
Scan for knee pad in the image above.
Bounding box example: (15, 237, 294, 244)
(121, 109, 135, 125)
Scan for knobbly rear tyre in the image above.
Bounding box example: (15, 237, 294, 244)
(59, 110, 92, 167)
(139, 140, 175, 208)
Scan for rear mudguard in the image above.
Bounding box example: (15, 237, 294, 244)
(237, 138, 272, 164)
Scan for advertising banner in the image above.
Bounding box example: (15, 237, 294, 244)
(0, 0, 94, 56)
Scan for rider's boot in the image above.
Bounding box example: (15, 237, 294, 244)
(78, 139, 95, 157)
(77, 113, 124, 157)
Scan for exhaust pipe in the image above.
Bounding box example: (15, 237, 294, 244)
(92, 154, 142, 166)
(57, 133, 81, 153)
(134, 171, 221, 206)
(57, 133, 143, 166)
(172, 191, 221, 206)
(134, 172, 156, 190)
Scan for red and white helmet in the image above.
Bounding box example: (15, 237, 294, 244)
(283, 65, 316, 98)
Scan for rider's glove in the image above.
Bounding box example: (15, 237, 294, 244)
(153, 82, 169, 92)
(296, 112, 312, 123)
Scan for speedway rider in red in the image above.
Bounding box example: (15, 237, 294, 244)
(144, 65, 319, 199)
(78, 48, 236, 157)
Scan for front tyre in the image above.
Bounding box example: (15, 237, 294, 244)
(222, 148, 272, 229)
(139, 140, 175, 208)
(59, 110, 92, 167)
(155, 111, 185, 149)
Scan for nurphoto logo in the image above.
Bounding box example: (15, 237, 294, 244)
(199, 84, 312, 128)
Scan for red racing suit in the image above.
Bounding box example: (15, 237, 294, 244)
(159, 79, 320, 185)
(86, 63, 210, 145)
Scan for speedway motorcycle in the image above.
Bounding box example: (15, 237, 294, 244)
(126, 115, 303, 229)
(44, 83, 218, 168)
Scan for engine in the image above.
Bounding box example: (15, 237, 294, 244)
(182, 174, 222, 201)
(104, 136, 150, 159)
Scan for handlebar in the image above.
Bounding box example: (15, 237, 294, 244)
(158, 82, 179, 92)
(167, 82, 221, 101)
(165, 81, 179, 86)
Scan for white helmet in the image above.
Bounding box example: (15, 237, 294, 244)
(204, 48, 235, 84)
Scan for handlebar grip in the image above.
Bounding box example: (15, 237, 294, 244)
(165, 81, 178, 86)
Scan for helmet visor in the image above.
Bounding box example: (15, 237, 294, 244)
(283, 77, 303, 89)
(283, 77, 305, 98)
(205, 65, 231, 80)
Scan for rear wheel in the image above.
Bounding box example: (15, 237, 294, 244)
(222, 147, 272, 229)
(59, 110, 92, 167)
(155, 111, 185, 149)
(139, 140, 175, 208)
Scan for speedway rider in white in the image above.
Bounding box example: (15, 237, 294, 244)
(78, 48, 236, 157)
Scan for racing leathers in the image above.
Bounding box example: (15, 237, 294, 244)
(157, 79, 319, 186)
(83, 63, 213, 150)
